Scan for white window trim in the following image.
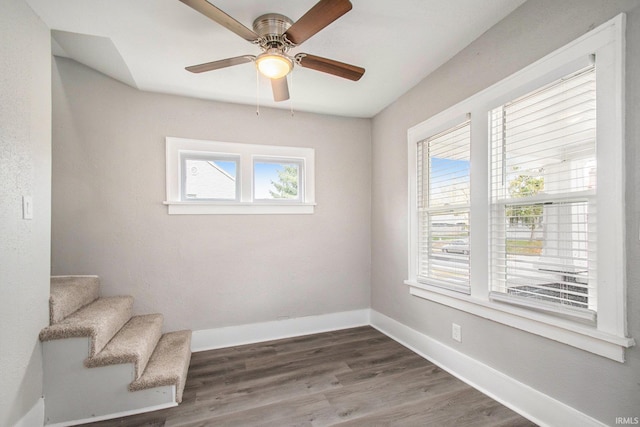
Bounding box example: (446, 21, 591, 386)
(165, 137, 315, 214)
(406, 14, 634, 362)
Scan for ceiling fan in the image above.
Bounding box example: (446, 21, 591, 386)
(179, 0, 365, 102)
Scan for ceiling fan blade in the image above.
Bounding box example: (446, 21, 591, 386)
(186, 55, 255, 73)
(179, 0, 259, 42)
(295, 53, 365, 81)
(284, 0, 352, 45)
(271, 77, 290, 102)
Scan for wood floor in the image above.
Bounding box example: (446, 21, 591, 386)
(80, 326, 536, 426)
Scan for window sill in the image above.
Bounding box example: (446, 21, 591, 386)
(163, 201, 315, 215)
(405, 280, 635, 362)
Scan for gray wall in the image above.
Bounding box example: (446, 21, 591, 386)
(371, 0, 640, 424)
(51, 57, 371, 332)
(0, 0, 51, 426)
(48, 0, 640, 424)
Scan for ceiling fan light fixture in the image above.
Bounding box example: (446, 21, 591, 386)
(255, 50, 293, 79)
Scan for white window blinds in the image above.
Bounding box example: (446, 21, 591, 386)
(417, 120, 471, 293)
(489, 64, 597, 320)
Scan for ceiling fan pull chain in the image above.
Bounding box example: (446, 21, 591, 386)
(289, 73, 294, 117)
(256, 68, 260, 116)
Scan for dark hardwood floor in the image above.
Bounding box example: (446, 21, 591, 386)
(80, 326, 536, 426)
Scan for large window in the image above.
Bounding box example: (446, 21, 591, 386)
(489, 65, 597, 320)
(406, 14, 633, 361)
(417, 120, 471, 293)
(165, 138, 315, 214)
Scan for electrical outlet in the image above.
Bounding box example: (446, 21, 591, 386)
(452, 323, 462, 342)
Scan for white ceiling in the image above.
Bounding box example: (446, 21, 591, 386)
(25, 0, 526, 118)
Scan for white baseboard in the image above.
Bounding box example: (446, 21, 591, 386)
(14, 397, 44, 427)
(191, 309, 370, 352)
(369, 310, 606, 427)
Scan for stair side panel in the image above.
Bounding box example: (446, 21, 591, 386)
(43, 337, 176, 425)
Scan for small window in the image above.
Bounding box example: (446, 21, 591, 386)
(165, 138, 315, 214)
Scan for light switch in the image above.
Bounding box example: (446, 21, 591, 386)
(22, 196, 33, 220)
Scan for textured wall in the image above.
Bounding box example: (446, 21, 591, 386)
(0, 0, 51, 426)
(371, 0, 640, 424)
(51, 57, 371, 332)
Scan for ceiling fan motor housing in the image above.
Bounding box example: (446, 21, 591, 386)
(253, 13, 294, 50)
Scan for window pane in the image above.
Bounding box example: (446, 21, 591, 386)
(490, 66, 596, 201)
(419, 210, 470, 291)
(493, 201, 594, 310)
(427, 127, 471, 208)
(183, 158, 238, 200)
(254, 161, 301, 201)
(490, 65, 597, 314)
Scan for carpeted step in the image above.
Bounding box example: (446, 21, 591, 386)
(49, 276, 100, 324)
(129, 330, 192, 403)
(85, 314, 164, 379)
(39, 296, 134, 357)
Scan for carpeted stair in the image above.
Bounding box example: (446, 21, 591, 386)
(41, 295, 134, 357)
(84, 313, 163, 379)
(130, 330, 192, 402)
(39, 275, 192, 425)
